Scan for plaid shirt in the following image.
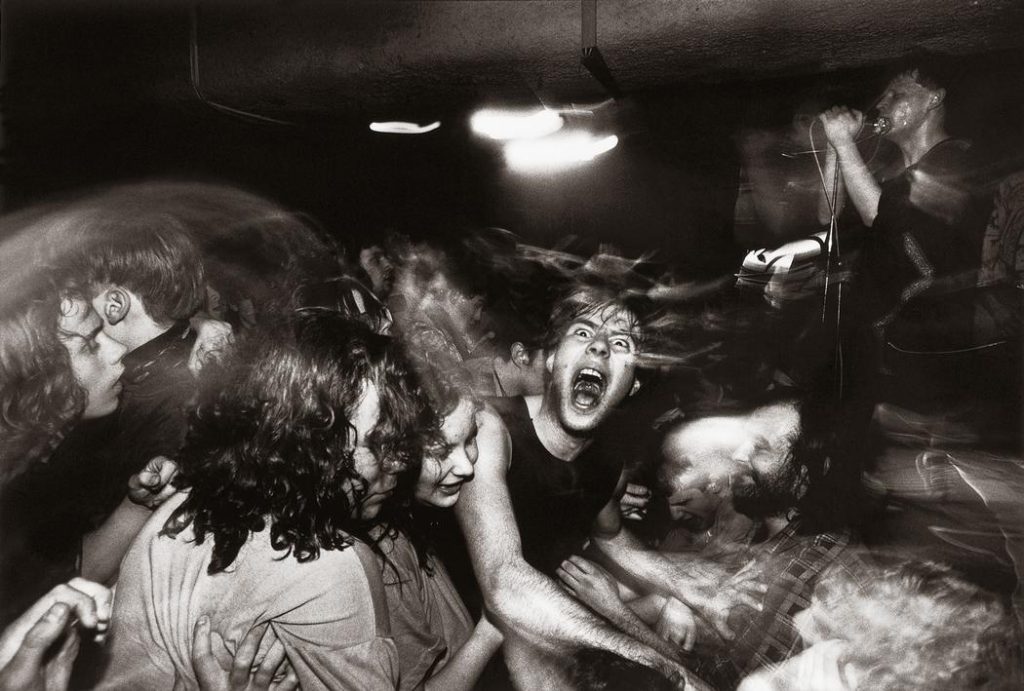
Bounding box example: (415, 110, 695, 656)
(691, 519, 872, 690)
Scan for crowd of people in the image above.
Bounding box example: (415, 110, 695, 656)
(0, 56, 1022, 690)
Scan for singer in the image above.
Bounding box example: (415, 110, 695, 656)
(813, 56, 996, 500)
(816, 56, 992, 325)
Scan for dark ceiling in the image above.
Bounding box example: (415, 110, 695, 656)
(2, 1, 1023, 269)
(6, 1, 1024, 121)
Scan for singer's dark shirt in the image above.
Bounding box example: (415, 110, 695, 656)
(856, 138, 992, 323)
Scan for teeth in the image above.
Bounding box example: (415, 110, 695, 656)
(579, 367, 604, 382)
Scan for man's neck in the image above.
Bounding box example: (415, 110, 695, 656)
(526, 394, 591, 462)
(895, 118, 949, 168)
(123, 316, 173, 354)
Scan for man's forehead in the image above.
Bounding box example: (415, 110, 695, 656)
(888, 71, 928, 92)
(574, 304, 640, 334)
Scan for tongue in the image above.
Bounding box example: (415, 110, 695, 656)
(572, 381, 602, 408)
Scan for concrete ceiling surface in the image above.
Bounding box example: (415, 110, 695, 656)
(6, 0, 1024, 120)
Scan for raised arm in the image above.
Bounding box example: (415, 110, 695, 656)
(819, 107, 882, 227)
(454, 408, 687, 683)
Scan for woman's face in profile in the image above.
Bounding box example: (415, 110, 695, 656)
(415, 397, 480, 508)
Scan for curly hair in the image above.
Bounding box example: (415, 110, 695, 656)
(162, 311, 435, 574)
(809, 561, 1018, 690)
(0, 285, 86, 483)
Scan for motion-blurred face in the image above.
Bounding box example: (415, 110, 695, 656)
(416, 397, 480, 508)
(874, 70, 941, 138)
(729, 401, 805, 518)
(546, 304, 640, 434)
(661, 415, 751, 527)
(57, 297, 126, 419)
(349, 383, 399, 520)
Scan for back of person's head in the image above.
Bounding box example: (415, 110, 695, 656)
(809, 560, 1019, 690)
(568, 649, 675, 691)
(164, 310, 434, 573)
(46, 198, 205, 325)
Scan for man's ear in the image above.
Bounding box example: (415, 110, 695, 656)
(545, 350, 554, 373)
(928, 88, 946, 111)
(101, 286, 131, 326)
(511, 342, 530, 367)
(629, 378, 642, 397)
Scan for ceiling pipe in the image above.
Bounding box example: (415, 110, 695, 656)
(580, 0, 621, 99)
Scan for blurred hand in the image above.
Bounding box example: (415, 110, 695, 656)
(654, 597, 699, 652)
(192, 618, 299, 691)
(818, 106, 864, 148)
(0, 579, 112, 691)
(620, 483, 651, 521)
(686, 565, 767, 642)
(127, 457, 180, 510)
(556, 556, 624, 618)
(189, 318, 234, 376)
(738, 639, 849, 691)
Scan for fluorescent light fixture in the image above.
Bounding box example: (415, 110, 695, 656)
(470, 108, 564, 140)
(369, 121, 441, 134)
(504, 133, 618, 173)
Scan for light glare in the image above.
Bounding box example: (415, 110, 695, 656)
(504, 133, 618, 173)
(369, 121, 441, 134)
(470, 108, 564, 140)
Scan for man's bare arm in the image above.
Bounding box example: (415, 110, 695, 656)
(455, 407, 686, 681)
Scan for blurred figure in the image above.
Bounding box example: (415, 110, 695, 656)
(738, 561, 1020, 690)
(656, 411, 758, 555)
(574, 389, 872, 691)
(818, 56, 991, 326)
(95, 313, 431, 690)
(463, 316, 547, 398)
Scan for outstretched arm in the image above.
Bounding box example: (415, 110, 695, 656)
(454, 408, 687, 683)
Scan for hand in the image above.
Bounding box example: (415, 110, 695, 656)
(818, 106, 864, 148)
(620, 483, 651, 521)
(556, 557, 624, 618)
(0, 579, 112, 691)
(688, 566, 767, 642)
(738, 639, 848, 691)
(127, 457, 180, 510)
(654, 597, 698, 652)
(188, 318, 234, 376)
(192, 618, 299, 691)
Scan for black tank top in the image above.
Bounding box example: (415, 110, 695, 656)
(491, 397, 624, 575)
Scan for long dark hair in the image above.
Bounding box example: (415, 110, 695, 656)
(163, 311, 435, 573)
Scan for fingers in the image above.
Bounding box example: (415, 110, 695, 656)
(191, 616, 225, 691)
(271, 668, 300, 691)
(229, 624, 265, 688)
(66, 577, 112, 639)
(2, 601, 73, 676)
(251, 636, 286, 689)
(555, 565, 579, 592)
(564, 556, 594, 575)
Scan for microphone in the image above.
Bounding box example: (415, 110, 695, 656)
(867, 115, 892, 135)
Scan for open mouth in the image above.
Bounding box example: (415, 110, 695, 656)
(571, 367, 606, 411)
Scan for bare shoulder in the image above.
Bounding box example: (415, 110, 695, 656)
(475, 403, 512, 473)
